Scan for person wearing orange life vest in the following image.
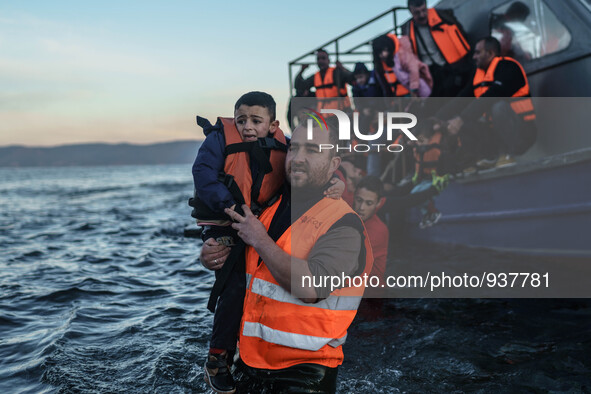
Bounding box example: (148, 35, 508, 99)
(294, 49, 354, 112)
(402, 0, 473, 97)
(202, 121, 373, 392)
(190, 92, 290, 394)
(442, 36, 536, 169)
(371, 34, 414, 99)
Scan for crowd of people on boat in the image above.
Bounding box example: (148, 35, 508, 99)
(291, 0, 536, 184)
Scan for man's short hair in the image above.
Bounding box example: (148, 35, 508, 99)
(317, 48, 329, 57)
(506, 1, 530, 21)
(408, 0, 426, 8)
(479, 36, 501, 56)
(356, 176, 384, 199)
(234, 91, 276, 121)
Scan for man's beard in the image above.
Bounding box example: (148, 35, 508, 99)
(288, 163, 330, 199)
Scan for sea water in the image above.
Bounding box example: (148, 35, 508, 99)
(0, 165, 589, 393)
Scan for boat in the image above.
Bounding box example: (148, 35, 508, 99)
(288, 0, 591, 257)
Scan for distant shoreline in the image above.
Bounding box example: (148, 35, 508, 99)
(0, 140, 202, 167)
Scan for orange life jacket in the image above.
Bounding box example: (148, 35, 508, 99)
(382, 60, 411, 97)
(239, 196, 374, 370)
(414, 131, 442, 177)
(314, 67, 352, 111)
(472, 57, 536, 122)
(219, 117, 287, 208)
(379, 34, 410, 97)
(409, 8, 470, 65)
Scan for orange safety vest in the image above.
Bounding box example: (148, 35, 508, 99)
(314, 67, 352, 111)
(472, 57, 536, 122)
(219, 117, 287, 207)
(414, 131, 442, 177)
(239, 196, 374, 370)
(380, 34, 410, 97)
(409, 8, 470, 65)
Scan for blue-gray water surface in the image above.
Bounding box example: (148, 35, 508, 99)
(1, 165, 589, 393)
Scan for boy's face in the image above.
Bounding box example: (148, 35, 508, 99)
(234, 104, 278, 142)
(354, 187, 383, 222)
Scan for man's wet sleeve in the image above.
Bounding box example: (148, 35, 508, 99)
(306, 226, 362, 299)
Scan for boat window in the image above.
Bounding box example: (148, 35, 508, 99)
(490, 0, 571, 63)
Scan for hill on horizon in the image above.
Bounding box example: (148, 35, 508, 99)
(0, 140, 202, 167)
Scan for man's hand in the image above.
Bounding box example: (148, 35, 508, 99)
(200, 238, 231, 270)
(447, 116, 464, 136)
(300, 64, 309, 73)
(225, 205, 269, 249)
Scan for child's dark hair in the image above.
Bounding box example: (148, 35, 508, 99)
(356, 175, 384, 199)
(234, 91, 276, 121)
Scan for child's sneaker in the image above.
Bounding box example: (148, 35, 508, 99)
(204, 352, 236, 394)
(428, 211, 442, 226)
(419, 216, 432, 229)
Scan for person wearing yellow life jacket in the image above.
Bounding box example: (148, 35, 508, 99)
(440, 37, 537, 169)
(201, 121, 373, 393)
(403, 0, 473, 97)
(294, 49, 354, 113)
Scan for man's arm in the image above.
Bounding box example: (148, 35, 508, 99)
(192, 131, 235, 212)
(294, 65, 315, 93)
(225, 206, 319, 301)
(306, 226, 362, 299)
(335, 62, 355, 88)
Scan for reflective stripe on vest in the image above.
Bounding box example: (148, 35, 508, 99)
(250, 276, 362, 311)
(243, 322, 347, 351)
(409, 8, 470, 65)
(472, 57, 535, 122)
(220, 118, 287, 207)
(239, 197, 374, 370)
(314, 67, 351, 111)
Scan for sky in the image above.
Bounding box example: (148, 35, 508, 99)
(0, 0, 412, 147)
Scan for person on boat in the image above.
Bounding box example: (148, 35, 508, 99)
(294, 49, 354, 113)
(351, 62, 380, 153)
(409, 118, 454, 228)
(353, 176, 389, 289)
(402, 0, 473, 97)
(200, 120, 373, 393)
(439, 36, 536, 169)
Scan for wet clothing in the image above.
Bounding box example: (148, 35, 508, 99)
(234, 359, 338, 394)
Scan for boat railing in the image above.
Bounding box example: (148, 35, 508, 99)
(287, 7, 410, 97)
